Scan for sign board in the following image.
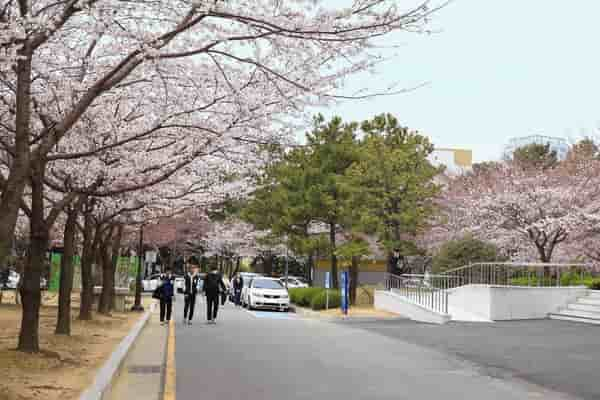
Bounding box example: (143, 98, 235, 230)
(324, 271, 330, 289)
(340, 271, 349, 315)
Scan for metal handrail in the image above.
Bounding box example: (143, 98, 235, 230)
(384, 272, 449, 314)
(441, 262, 590, 276)
(438, 262, 595, 289)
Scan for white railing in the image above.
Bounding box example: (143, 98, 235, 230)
(384, 273, 449, 314)
(384, 262, 597, 315)
(439, 262, 595, 288)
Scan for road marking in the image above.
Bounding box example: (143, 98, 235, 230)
(163, 319, 176, 400)
(245, 310, 301, 320)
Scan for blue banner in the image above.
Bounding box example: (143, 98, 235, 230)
(340, 271, 349, 314)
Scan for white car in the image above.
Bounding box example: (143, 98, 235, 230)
(239, 273, 262, 305)
(245, 277, 290, 311)
(280, 276, 309, 289)
(3, 270, 47, 290)
(142, 274, 185, 293)
(5, 269, 20, 289)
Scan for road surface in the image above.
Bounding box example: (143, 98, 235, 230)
(173, 298, 579, 400)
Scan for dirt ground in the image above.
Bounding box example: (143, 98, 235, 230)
(0, 291, 143, 400)
(320, 305, 400, 319)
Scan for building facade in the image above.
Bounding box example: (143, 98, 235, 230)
(503, 135, 569, 161)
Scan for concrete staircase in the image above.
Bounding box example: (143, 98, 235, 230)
(550, 291, 600, 325)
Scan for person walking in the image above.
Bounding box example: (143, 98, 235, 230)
(183, 266, 201, 325)
(204, 268, 226, 324)
(159, 269, 175, 325)
(232, 273, 244, 307)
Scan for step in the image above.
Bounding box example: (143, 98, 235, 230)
(567, 303, 600, 313)
(549, 313, 600, 325)
(578, 297, 600, 306)
(588, 291, 600, 299)
(553, 309, 600, 320)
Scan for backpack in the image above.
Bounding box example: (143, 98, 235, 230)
(204, 272, 220, 292)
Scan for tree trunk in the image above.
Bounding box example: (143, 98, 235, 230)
(233, 257, 241, 277)
(263, 254, 274, 276)
(18, 160, 46, 353)
(79, 215, 97, 320)
(56, 206, 78, 335)
(0, 50, 33, 269)
(98, 235, 114, 315)
(109, 225, 123, 311)
(329, 223, 339, 289)
(349, 256, 359, 306)
(307, 252, 314, 286)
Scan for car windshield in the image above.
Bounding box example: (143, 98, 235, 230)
(253, 279, 284, 289)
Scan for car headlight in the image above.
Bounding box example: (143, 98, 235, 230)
(281, 294, 289, 299)
(252, 293, 262, 298)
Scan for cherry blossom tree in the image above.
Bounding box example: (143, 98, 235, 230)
(0, 0, 442, 271)
(439, 160, 600, 263)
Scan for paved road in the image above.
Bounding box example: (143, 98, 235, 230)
(174, 298, 578, 400)
(337, 319, 600, 400)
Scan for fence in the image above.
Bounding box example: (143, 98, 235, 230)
(440, 262, 596, 288)
(384, 272, 449, 314)
(384, 262, 597, 315)
(48, 254, 138, 291)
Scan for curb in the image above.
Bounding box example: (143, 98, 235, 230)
(290, 304, 405, 322)
(79, 310, 151, 400)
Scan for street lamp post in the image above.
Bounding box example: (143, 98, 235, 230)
(131, 224, 144, 312)
(284, 244, 289, 289)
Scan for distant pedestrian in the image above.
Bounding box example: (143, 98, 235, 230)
(183, 266, 201, 325)
(204, 269, 226, 324)
(159, 269, 175, 325)
(232, 273, 244, 307)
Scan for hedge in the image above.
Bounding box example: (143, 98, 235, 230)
(310, 290, 341, 310)
(289, 287, 322, 307)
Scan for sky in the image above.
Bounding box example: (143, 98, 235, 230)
(316, 0, 600, 162)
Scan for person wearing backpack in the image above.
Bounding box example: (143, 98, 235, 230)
(204, 269, 226, 324)
(159, 269, 175, 325)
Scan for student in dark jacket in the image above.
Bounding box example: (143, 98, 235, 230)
(232, 274, 244, 307)
(183, 266, 201, 325)
(159, 270, 175, 325)
(204, 269, 227, 324)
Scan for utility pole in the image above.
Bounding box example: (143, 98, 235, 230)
(131, 224, 144, 311)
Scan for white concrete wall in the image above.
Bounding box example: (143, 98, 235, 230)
(447, 285, 492, 321)
(447, 285, 587, 321)
(488, 286, 586, 320)
(374, 290, 451, 324)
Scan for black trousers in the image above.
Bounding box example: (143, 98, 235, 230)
(206, 294, 219, 321)
(160, 298, 172, 322)
(184, 294, 197, 320)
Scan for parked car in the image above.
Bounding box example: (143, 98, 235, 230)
(240, 273, 262, 306)
(403, 278, 431, 289)
(2, 270, 48, 290)
(5, 269, 20, 289)
(280, 276, 309, 289)
(245, 277, 290, 311)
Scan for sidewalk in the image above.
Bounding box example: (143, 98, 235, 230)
(108, 303, 168, 400)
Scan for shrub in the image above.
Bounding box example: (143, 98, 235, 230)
(310, 290, 341, 310)
(289, 287, 322, 307)
(432, 235, 504, 273)
(588, 279, 600, 290)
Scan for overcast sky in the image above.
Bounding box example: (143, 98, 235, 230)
(315, 0, 600, 162)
